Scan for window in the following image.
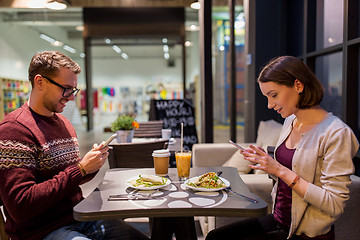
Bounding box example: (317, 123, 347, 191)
(211, 1, 245, 143)
(315, 52, 343, 118)
(316, 0, 344, 50)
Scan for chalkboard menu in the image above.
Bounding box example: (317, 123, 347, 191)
(149, 99, 198, 150)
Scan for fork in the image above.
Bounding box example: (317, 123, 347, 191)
(226, 187, 258, 203)
(144, 189, 159, 198)
(217, 171, 258, 203)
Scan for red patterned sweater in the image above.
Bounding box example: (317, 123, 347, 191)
(0, 103, 94, 240)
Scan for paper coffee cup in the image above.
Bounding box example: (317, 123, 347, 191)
(161, 129, 172, 140)
(152, 149, 170, 176)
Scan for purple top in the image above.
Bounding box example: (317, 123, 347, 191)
(274, 141, 295, 230)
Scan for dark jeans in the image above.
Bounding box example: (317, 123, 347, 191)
(205, 214, 334, 240)
(205, 214, 287, 240)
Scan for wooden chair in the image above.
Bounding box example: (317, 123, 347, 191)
(108, 139, 168, 168)
(103, 120, 164, 137)
(133, 120, 164, 138)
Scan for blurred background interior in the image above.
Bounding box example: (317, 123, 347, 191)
(0, 1, 359, 238)
(1, 0, 358, 148)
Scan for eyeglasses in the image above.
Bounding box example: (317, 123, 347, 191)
(41, 75, 80, 98)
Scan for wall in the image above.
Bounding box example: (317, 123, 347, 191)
(0, 20, 85, 81)
(0, 17, 200, 130)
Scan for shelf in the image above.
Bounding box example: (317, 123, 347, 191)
(0, 78, 31, 120)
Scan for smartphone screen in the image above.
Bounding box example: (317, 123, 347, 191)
(229, 140, 245, 151)
(101, 134, 117, 148)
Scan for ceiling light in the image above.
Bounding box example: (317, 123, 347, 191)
(185, 25, 200, 31)
(47, 0, 68, 10)
(185, 41, 193, 47)
(164, 53, 170, 60)
(39, 33, 63, 46)
(40, 33, 55, 43)
(190, 25, 198, 31)
(163, 45, 169, 53)
(112, 45, 122, 53)
(105, 38, 112, 44)
(162, 38, 168, 44)
(27, 0, 48, 8)
(121, 53, 129, 60)
(76, 25, 84, 31)
(52, 40, 63, 47)
(80, 53, 86, 58)
(190, 1, 200, 10)
(63, 45, 76, 53)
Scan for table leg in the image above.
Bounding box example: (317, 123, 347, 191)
(174, 217, 197, 240)
(150, 217, 197, 240)
(150, 217, 174, 240)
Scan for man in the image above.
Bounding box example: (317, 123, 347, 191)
(0, 51, 149, 240)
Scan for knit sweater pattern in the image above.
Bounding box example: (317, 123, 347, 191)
(0, 103, 84, 240)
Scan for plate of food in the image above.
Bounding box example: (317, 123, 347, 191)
(127, 175, 171, 190)
(185, 172, 230, 192)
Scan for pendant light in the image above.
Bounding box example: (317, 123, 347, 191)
(47, 0, 68, 10)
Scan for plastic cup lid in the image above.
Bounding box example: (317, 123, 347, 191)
(152, 149, 170, 157)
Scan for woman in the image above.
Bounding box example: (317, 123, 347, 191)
(206, 56, 359, 240)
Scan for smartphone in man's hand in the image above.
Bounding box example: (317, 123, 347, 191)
(100, 134, 117, 148)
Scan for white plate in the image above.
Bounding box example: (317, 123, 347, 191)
(126, 175, 171, 190)
(185, 176, 230, 192)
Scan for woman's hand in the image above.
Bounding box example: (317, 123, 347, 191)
(242, 145, 284, 177)
(78, 144, 109, 175)
(242, 145, 308, 198)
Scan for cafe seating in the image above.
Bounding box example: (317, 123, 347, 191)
(108, 139, 168, 168)
(133, 120, 164, 138)
(104, 120, 164, 139)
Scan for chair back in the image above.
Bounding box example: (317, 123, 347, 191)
(267, 146, 275, 158)
(108, 139, 168, 168)
(133, 120, 164, 138)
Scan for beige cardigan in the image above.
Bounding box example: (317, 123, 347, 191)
(271, 113, 359, 238)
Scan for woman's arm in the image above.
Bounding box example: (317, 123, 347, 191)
(243, 127, 358, 216)
(302, 128, 358, 216)
(242, 145, 308, 198)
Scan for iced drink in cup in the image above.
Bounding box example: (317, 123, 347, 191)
(152, 149, 170, 176)
(175, 150, 192, 181)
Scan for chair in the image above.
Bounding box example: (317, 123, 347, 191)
(108, 139, 168, 168)
(133, 121, 164, 138)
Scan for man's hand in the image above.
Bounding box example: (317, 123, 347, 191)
(79, 143, 109, 175)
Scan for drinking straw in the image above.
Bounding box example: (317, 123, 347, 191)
(181, 122, 183, 153)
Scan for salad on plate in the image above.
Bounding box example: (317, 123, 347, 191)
(185, 172, 230, 191)
(127, 175, 171, 190)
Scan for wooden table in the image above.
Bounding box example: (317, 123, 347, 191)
(73, 167, 267, 239)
